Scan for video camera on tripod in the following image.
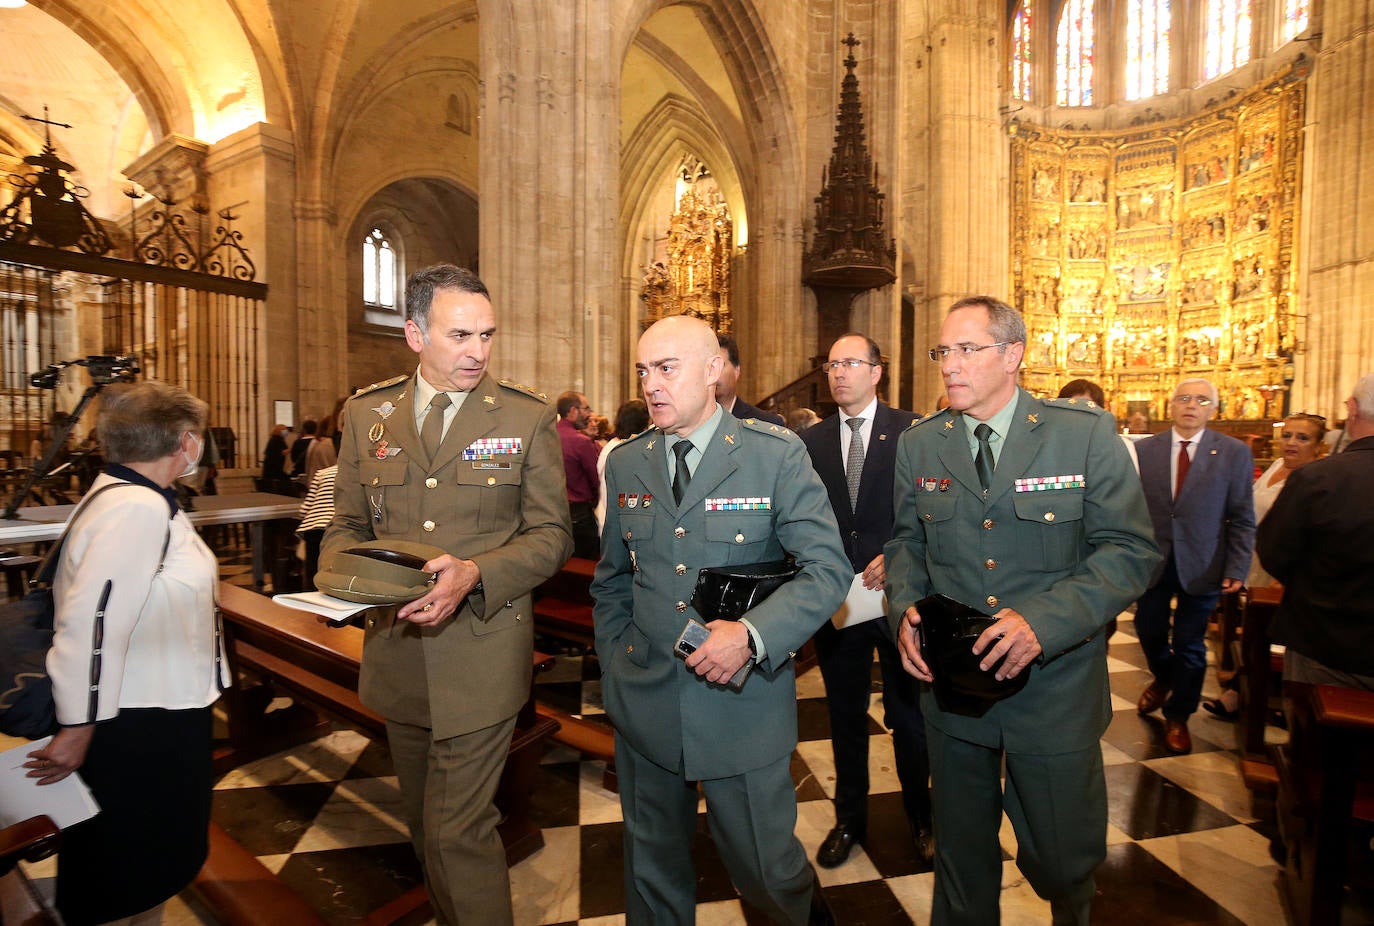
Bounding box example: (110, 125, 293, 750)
(29, 355, 140, 390)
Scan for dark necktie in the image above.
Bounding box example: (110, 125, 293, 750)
(974, 422, 995, 492)
(422, 392, 452, 459)
(1176, 439, 1192, 498)
(672, 440, 693, 504)
(845, 417, 865, 510)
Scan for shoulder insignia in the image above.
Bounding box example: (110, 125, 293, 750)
(497, 379, 550, 402)
(739, 417, 794, 441)
(351, 374, 408, 398)
(617, 427, 657, 449)
(911, 409, 955, 429)
(1043, 397, 1106, 415)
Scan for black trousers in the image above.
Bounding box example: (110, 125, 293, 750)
(569, 500, 599, 559)
(813, 617, 931, 833)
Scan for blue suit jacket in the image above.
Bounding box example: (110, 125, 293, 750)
(1135, 428, 1256, 595)
(800, 403, 920, 572)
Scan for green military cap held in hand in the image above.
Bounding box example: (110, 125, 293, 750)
(315, 540, 448, 604)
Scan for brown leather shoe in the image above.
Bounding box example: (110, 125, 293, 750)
(1137, 682, 1168, 715)
(1165, 719, 1192, 754)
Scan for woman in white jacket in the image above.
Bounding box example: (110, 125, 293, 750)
(25, 381, 229, 926)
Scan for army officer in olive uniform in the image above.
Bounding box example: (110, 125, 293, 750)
(323, 264, 572, 925)
(592, 315, 850, 924)
(885, 297, 1159, 926)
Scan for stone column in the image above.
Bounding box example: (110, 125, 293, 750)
(1294, 0, 1374, 415)
(478, 0, 620, 405)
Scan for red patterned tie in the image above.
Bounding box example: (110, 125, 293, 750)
(1175, 440, 1192, 498)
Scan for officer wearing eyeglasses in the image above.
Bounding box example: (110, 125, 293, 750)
(1132, 378, 1255, 755)
(885, 296, 1159, 925)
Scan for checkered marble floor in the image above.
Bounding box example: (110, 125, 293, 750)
(12, 550, 1359, 925)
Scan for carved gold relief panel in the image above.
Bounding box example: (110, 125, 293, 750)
(1009, 63, 1306, 423)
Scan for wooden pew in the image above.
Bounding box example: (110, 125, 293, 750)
(0, 815, 59, 926)
(533, 555, 597, 648)
(215, 583, 559, 867)
(1235, 584, 1286, 798)
(1273, 683, 1374, 926)
(192, 823, 327, 926)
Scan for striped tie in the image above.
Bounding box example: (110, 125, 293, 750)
(845, 417, 865, 510)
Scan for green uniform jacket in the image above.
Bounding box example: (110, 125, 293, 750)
(884, 390, 1160, 754)
(591, 414, 851, 780)
(324, 372, 573, 740)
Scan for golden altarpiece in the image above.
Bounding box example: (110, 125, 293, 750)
(1010, 64, 1307, 424)
(639, 157, 733, 333)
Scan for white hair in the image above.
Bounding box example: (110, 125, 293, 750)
(1175, 378, 1218, 404)
(1353, 372, 1374, 419)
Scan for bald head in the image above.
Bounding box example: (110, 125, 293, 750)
(636, 315, 724, 436)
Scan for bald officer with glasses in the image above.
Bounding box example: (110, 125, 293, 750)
(885, 296, 1158, 926)
(1132, 378, 1255, 754)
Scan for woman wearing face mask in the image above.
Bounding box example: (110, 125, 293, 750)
(1203, 411, 1326, 720)
(24, 381, 230, 926)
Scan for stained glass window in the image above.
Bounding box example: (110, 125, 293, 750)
(1204, 0, 1251, 80)
(1279, 0, 1309, 43)
(1124, 0, 1170, 100)
(363, 228, 396, 308)
(1056, 0, 1095, 107)
(1012, 0, 1034, 101)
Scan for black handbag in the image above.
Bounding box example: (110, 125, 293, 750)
(0, 482, 167, 739)
(916, 593, 1031, 717)
(690, 560, 801, 621)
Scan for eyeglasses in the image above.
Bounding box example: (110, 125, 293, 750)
(1171, 394, 1214, 407)
(927, 342, 1014, 362)
(821, 359, 878, 373)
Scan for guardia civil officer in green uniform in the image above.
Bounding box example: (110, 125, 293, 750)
(885, 297, 1159, 926)
(592, 315, 850, 924)
(323, 264, 572, 925)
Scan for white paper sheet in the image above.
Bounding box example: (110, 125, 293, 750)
(831, 573, 888, 630)
(0, 736, 100, 830)
(272, 591, 372, 625)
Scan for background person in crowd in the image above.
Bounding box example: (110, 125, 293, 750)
(25, 381, 230, 926)
(788, 407, 822, 432)
(1257, 373, 1374, 692)
(594, 398, 649, 533)
(1058, 378, 1139, 471)
(886, 296, 1158, 926)
(587, 413, 612, 444)
(324, 263, 572, 925)
(1203, 410, 1327, 719)
(801, 333, 931, 868)
(297, 463, 337, 587)
(592, 314, 849, 925)
(1133, 378, 1255, 754)
(715, 332, 785, 426)
(557, 390, 602, 559)
(305, 412, 338, 485)
(290, 417, 317, 474)
(261, 422, 292, 492)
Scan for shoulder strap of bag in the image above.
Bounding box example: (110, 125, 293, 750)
(31, 481, 172, 588)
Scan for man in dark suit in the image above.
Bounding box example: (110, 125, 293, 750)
(324, 264, 573, 924)
(799, 333, 931, 868)
(717, 332, 785, 425)
(1134, 378, 1255, 753)
(593, 314, 850, 924)
(1258, 372, 1374, 690)
(887, 296, 1158, 925)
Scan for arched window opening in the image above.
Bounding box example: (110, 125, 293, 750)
(1124, 0, 1171, 100)
(363, 228, 397, 309)
(1012, 0, 1035, 101)
(1279, 0, 1309, 43)
(1056, 0, 1096, 107)
(1204, 0, 1252, 80)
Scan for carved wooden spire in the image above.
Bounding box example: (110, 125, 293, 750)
(803, 33, 896, 294)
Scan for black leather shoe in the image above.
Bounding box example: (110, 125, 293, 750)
(913, 823, 935, 864)
(816, 824, 863, 868)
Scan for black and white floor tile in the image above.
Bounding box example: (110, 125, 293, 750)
(8, 549, 1357, 923)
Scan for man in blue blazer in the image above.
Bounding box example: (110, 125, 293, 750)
(593, 315, 850, 924)
(1133, 378, 1255, 753)
(800, 333, 930, 868)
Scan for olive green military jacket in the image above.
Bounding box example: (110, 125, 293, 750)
(884, 389, 1160, 753)
(323, 372, 573, 740)
(591, 413, 851, 780)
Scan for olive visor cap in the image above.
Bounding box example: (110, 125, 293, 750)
(315, 540, 447, 604)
